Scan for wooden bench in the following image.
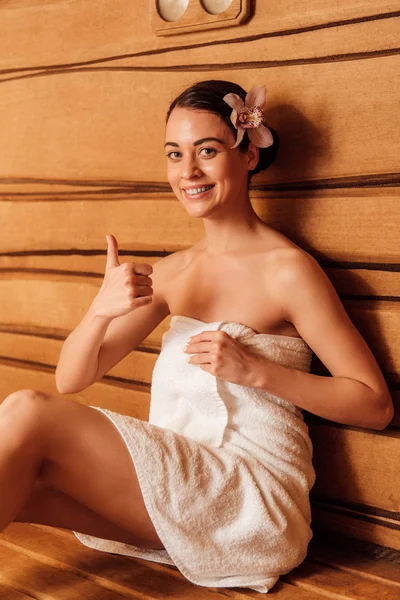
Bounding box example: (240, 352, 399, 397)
(1, 524, 399, 598)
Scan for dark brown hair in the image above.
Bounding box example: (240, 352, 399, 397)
(165, 79, 279, 182)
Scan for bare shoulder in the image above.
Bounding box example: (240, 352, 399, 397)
(269, 246, 322, 284)
(261, 244, 316, 288)
(151, 248, 190, 289)
(272, 247, 392, 405)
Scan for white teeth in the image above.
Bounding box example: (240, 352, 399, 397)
(185, 185, 213, 195)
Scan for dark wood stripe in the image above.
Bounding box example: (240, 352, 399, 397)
(339, 295, 400, 302)
(255, 173, 400, 189)
(0, 177, 168, 193)
(0, 325, 159, 353)
(0, 44, 400, 84)
(0, 268, 105, 278)
(0, 174, 399, 197)
(321, 260, 400, 271)
(311, 494, 400, 523)
(0, 355, 151, 390)
(1, 45, 400, 85)
(0, 325, 66, 341)
(311, 530, 400, 563)
(0, 253, 399, 272)
(0, 11, 398, 77)
(0, 249, 168, 258)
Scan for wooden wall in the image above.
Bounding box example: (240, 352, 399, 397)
(0, 1, 399, 550)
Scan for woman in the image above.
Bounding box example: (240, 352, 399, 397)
(1, 80, 393, 594)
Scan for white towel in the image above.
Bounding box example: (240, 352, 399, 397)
(73, 315, 316, 593)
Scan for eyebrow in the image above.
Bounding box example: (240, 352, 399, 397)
(164, 137, 225, 149)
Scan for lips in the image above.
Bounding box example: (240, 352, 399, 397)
(183, 184, 214, 191)
(183, 185, 215, 199)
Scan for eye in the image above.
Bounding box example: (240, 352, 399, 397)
(166, 151, 181, 159)
(166, 147, 217, 160)
(200, 147, 216, 157)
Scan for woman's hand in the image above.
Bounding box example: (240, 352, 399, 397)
(184, 329, 264, 387)
(92, 234, 154, 319)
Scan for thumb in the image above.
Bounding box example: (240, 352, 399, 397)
(105, 234, 120, 270)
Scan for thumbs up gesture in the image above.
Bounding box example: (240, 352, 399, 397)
(93, 234, 153, 319)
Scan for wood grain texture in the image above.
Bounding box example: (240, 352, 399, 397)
(0, 363, 150, 421)
(0, 0, 399, 573)
(1, 522, 399, 598)
(311, 506, 400, 551)
(0, 193, 399, 260)
(0, 523, 335, 599)
(0, 0, 398, 70)
(0, 57, 399, 184)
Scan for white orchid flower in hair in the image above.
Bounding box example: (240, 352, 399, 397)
(223, 85, 274, 149)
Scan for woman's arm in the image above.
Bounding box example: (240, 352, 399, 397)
(55, 301, 113, 394)
(251, 359, 392, 430)
(249, 250, 394, 430)
(55, 251, 171, 395)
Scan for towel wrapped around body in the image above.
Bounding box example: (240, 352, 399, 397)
(73, 315, 316, 593)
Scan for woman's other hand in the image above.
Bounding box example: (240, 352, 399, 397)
(93, 234, 154, 319)
(184, 330, 263, 387)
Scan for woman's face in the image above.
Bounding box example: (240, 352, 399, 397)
(164, 107, 258, 216)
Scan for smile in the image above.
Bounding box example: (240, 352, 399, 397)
(183, 185, 215, 199)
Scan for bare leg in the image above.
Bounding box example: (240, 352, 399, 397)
(0, 392, 44, 531)
(14, 479, 156, 547)
(0, 389, 165, 549)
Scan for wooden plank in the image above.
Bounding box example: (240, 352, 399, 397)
(0, 362, 150, 422)
(0, 330, 158, 386)
(311, 505, 400, 552)
(0, 522, 349, 600)
(326, 267, 400, 299)
(312, 503, 400, 556)
(0, 535, 163, 600)
(308, 533, 400, 583)
(0, 57, 399, 184)
(282, 555, 400, 599)
(309, 422, 400, 513)
(0, 273, 167, 348)
(0, 582, 36, 599)
(120, 16, 400, 68)
(0, 193, 398, 261)
(0, 0, 397, 70)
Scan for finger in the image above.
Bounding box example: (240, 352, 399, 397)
(105, 234, 120, 270)
(132, 262, 153, 276)
(131, 284, 154, 297)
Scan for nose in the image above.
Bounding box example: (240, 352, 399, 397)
(180, 153, 202, 180)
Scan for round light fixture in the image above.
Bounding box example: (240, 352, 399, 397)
(200, 0, 233, 15)
(157, 0, 189, 22)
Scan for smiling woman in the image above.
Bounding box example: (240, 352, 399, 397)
(66, 79, 393, 593)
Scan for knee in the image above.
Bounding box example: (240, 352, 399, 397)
(1, 389, 50, 420)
